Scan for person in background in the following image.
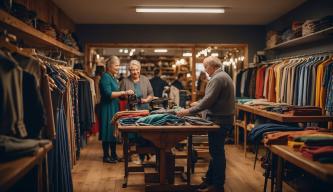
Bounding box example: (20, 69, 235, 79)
(120, 60, 154, 110)
(120, 60, 154, 164)
(197, 71, 208, 100)
(177, 56, 235, 192)
(172, 73, 185, 90)
(99, 56, 134, 163)
(118, 72, 125, 82)
(92, 66, 105, 135)
(150, 68, 168, 98)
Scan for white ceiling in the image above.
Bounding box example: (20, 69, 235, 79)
(52, 0, 305, 25)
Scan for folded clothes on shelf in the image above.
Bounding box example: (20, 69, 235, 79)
(0, 135, 50, 161)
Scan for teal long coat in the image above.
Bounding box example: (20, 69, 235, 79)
(99, 72, 119, 142)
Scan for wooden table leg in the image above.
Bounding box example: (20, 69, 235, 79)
(244, 113, 248, 157)
(187, 135, 192, 185)
(37, 159, 43, 192)
(159, 147, 167, 185)
(275, 156, 284, 192)
(271, 152, 276, 192)
(122, 133, 129, 188)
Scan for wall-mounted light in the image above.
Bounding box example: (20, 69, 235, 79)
(211, 53, 219, 57)
(183, 52, 192, 57)
(119, 49, 123, 53)
(136, 7, 225, 14)
(154, 49, 168, 53)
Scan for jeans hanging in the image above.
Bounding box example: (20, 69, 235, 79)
(48, 91, 73, 192)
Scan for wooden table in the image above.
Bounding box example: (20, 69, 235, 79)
(235, 104, 333, 156)
(118, 123, 219, 192)
(0, 142, 53, 192)
(269, 145, 333, 192)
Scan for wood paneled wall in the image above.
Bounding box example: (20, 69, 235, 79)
(14, 0, 75, 32)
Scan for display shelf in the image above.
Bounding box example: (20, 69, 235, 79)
(0, 10, 83, 57)
(265, 26, 333, 50)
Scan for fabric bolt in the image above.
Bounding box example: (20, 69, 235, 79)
(99, 72, 120, 142)
(293, 134, 333, 143)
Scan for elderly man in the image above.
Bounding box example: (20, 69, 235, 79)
(177, 56, 235, 192)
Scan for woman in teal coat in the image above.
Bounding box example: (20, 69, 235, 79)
(99, 56, 134, 163)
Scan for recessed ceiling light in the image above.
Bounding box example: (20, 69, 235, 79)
(154, 49, 168, 53)
(136, 7, 225, 14)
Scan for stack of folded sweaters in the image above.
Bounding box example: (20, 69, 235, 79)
(264, 127, 333, 163)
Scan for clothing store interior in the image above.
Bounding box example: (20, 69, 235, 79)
(0, 0, 333, 192)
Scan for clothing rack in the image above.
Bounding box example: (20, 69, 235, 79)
(35, 51, 68, 65)
(267, 50, 333, 63)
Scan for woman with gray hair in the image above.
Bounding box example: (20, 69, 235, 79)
(99, 56, 134, 163)
(120, 60, 154, 110)
(120, 60, 154, 164)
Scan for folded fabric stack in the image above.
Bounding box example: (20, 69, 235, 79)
(135, 114, 185, 126)
(249, 123, 304, 144)
(9, 3, 37, 27)
(118, 113, 214, 126)
(0, 135, 50, 161)
(60, 30, 80, 50)
(264, 127, 333, 163)
(264, 127, 330, 144)
(302, 19, 317, 36)
(314, 15, 333, 32)
(301, 146, 333, 163)
(112, 110, 149, 125)
(266, 30, 280, 48)
(37, 20, 57, 39)
(289, 106, 323, 116)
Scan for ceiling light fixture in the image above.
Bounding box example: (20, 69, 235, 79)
(136, 7, 225, 14)
(154, 49, 168, 53)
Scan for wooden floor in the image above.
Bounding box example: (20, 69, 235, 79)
(72, 136, 295, 192)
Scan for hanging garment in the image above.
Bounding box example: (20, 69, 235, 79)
(0, 50, 27, 138)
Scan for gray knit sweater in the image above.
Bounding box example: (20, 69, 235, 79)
(189, 68, 235, 117)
